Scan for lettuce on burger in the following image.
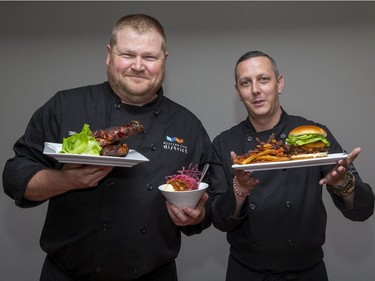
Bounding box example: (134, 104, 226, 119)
(286, 125, 330, 160)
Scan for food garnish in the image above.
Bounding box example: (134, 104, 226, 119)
(61, 124, 102, 156)
(165, 164, 203, 191)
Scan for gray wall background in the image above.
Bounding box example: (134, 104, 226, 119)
(1, 1, 374, 280)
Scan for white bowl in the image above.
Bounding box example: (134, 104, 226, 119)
(158, 182, 209, 209)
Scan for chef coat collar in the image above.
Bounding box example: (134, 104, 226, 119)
(245, 107, 288, 133)
(107, 82, 164, 112)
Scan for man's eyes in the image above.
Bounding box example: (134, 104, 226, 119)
(240, 77, 270, 86)
(240, 80, 250, 87)
(119, 54, 159, 61)
(143, 56, 159, 61)
(120, 54, 133, 59)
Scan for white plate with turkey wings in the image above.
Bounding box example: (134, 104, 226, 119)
(43, 142, 149, 167)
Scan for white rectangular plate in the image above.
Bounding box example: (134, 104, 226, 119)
(232, 153, 348, 172)
(43, 142, 149, 167)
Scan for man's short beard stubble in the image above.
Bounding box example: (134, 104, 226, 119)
(107, 67, 165, 104)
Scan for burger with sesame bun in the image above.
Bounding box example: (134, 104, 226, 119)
(286, 125, 330, 160)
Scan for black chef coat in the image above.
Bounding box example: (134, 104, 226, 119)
(210, 109, 374, 274)
(3, 82, 213, 280)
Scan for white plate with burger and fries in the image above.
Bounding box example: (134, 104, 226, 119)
(232, 125, 348, 172)
(232, 152, 348, 172)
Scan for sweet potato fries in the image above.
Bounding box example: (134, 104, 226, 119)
(233, 134, 290, 164)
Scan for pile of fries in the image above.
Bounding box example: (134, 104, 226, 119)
(233, 134, 290, 164)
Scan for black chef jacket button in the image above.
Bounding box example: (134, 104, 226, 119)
(95, 266, 103, 272)
(102, 223, 109, 231)
(153, 109, 159, 116)
(246, 136, 253, 142)
(132, 267, 139, 275)
(146, 184, 153, 191)
(249, 203, 257, 210)
(150, 144, 157, 151)
(114, 103, 121, 109)
(252, 240, 259, 248)
(285, 201, 292, 208)
(107, 181, 115, 188)
(140, 227, 147, 234)
(288, 239, 294, 247)
(280, 133, 286, 139)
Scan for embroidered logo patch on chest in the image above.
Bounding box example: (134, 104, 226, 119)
(163, 136, 188, 154)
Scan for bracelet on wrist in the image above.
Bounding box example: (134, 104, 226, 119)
(328, 171, 355, 196)
(233, 176, 251, 197)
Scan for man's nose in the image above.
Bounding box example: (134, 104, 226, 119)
(252, 82, 260, 93)
(131, 56, 145, 71)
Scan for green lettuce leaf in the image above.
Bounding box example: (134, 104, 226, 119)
(285, 134, 330, 146)
(60, 124, 102, 155)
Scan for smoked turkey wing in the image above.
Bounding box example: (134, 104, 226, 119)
(92, 121, 144, 143)
(100, 143, 129, 157)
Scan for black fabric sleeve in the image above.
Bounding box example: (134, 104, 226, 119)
(322, 126, 375, 221)
(2, 94, 62, 207)
(328, 171, 375, 221)
(209, 133, 250, 232)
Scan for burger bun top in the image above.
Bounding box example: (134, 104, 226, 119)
(288, 125, 327, 137)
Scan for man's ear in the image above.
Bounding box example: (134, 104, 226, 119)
(105, 45, 111, 66)
(235, 84, 242, 101)
(277, 74, 284, 94)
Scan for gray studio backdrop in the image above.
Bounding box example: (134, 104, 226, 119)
(1, 2, 374, 281)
